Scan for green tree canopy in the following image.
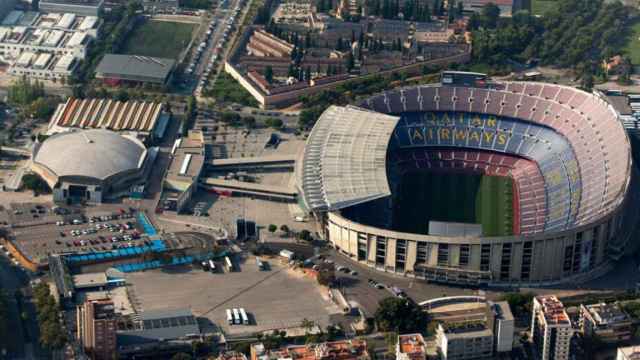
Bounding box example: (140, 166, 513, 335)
(374, 297, 429, 333)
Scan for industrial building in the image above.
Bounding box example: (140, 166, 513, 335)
(579, 302, 633, 344)
(31, 129, 156, 204)
(162, 130, 205, 212)
(77, 298, 117, 360)
(0, 10, 99, 79)
(531, 296, 573, 360)
(95, 54, 176, 86)
(425, 296, 513, 360)
(47, 97, 169, 142)
(39, 0, 104, 16)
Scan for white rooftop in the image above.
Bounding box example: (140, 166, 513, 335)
(300, 105, 399, 211)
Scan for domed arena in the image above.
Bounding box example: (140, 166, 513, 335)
(297, 72, 635, 286)
(31, 129, 152, 204)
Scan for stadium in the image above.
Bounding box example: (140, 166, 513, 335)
(297, 73, 636, 286)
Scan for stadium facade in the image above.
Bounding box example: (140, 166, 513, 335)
(297, 76, 635, 286)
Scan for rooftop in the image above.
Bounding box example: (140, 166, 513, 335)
(397, 334, 426, 359)
(95, 54, 176, 81)
(300, 105, 399, 211)
(251, 339, 369, 360)
(118, 308, 200, 346)
(73, 272, 108, 289)
(536, 295, 570, 326)
(583, 302, 630, 325)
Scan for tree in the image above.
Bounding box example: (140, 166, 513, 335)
(116, 88, 129, 102)
(242, 116, 256, 128)
(316, 263, 336, 286)
(265, 66, 274, 84)
(22, 174, 50, 194)
(374, 297, 429, 333)
(481, 3, 500, 28)
(298, 229, 312, 241)
(499, 292, 534, 318)
(280, 224, 290, 235)
(171, 353, 192, 360)
(268, 224, 277, 233)
(265, 118, 283, 129)
(301, 318, 315, 333)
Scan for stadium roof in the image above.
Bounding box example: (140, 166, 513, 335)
(33, 129, 147, 180)
(301, 105, 399, 212)
(95, 54, 176, 83)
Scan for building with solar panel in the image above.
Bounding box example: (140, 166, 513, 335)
(296, 76, 637, 286)
(31, 129, 157, 204)
(95, 54, 177, 87)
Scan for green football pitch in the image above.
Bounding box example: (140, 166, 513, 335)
(392, 172, 514, 236)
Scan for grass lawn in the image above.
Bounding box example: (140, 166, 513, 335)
(624, 21, 640, 66)
(393, 172, 513, 236)
(531, 0, 557, 15)
(122, 20, 196, 59)
(206, 73, 259, 107)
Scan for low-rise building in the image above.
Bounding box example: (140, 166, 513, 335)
(246, 29, 294, 58)
(0, 10, 99, 79)
(436, 322, 494, 360)
(531, 295, 573, 360)
(77, 298, 117, 360)
(39, 0, 104, 16)
(162, 130, 205, 212)
(396, 334, 426, 360)
(579, 302, 632, 343)
(95, 54, 176, 86)
(250, 339, 370, 360)
(461, 0, 513, 16)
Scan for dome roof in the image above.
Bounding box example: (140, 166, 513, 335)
(33, 129, 147, 181)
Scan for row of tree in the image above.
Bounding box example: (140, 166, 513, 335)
(32, 283, 67, 350)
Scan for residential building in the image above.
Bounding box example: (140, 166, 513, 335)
(77, 298, 117, 360)
(617, 346, 640, 360)
(396, 334, 426, 360)
(436, 322, 494, 360)
(579, 302, 633, 343)
(39, 0, 104, 16)
(250, 339, 370, 360)
(492, 301, 514, 352)
(531, 295, 573, 360)
(426, 296, 514, 359)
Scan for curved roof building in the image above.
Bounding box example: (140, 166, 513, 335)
(298, 80, 635, 286)
(31, 129, 151, 203)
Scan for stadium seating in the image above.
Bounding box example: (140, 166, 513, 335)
(391, 149, 547, 235)
(360, 82, 631, 234)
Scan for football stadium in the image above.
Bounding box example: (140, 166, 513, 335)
(297, 72, 636, 286)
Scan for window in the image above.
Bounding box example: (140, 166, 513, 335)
(500, 243, 512, 280)
(416, 242, 428, 264)
(480, 244, 491, 272)
(459, 244, 469, 267)
(521, 241, 533, 281)
(437, 244, 449, 266)
(396, 240, 406, 271)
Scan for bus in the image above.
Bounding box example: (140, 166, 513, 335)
(226, 309, 233, 325)
(239, 308, 249, 325)
(208, 259, 217, 273)
(225, 256, 234, 271)
(232, 308, 241, 325)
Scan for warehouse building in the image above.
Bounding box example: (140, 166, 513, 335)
(39, 0, 104, 16)
(31, 129, 156, 204)
(47, 97, 169, 142)
(95, 54, 176, 86)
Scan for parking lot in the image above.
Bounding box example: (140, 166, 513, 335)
(6, 204, 152, 263)
(125, 256, 341, 336)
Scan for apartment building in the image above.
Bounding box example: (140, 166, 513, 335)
(531, 295, 573, 360)
(76, 298, 117, 360)
(250, 339, 370, 360)
(579, 302, 633, 343)
(396, 334, 426, 360)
